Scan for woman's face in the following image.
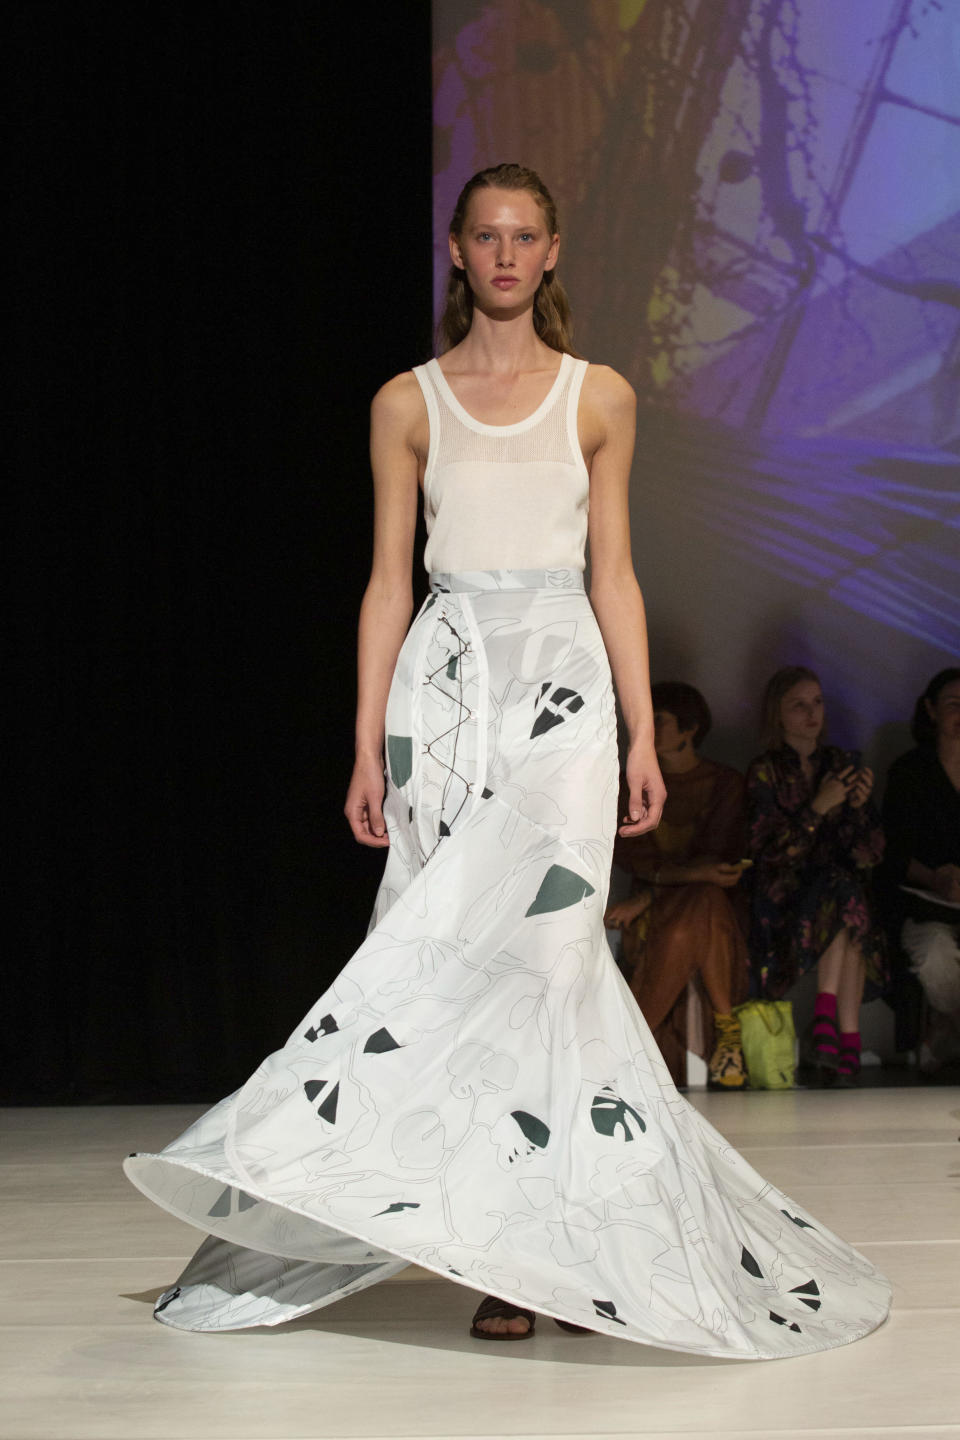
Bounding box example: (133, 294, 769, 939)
(654, 709, 697, 757)
(780, 679, 824, 746)
(927, 679, 960, 742)
(450, 187, 559, 314)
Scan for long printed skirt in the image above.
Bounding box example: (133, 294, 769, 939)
(124, 571, 890, 1359)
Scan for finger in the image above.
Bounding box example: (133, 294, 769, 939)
(367, 797, 387, 840)
(365, 807, 390, 846)
(349, 801, 390, 848)
(626, 774, 665, 825)
(626, 802, 664, 836)
(618, 816, 655, 837)
(345, 804, 367, 844)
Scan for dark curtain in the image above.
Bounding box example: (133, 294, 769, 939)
(7, 3, 433, 1101)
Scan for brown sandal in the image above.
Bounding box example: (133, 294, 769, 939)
(470, 1293, 536, 1341)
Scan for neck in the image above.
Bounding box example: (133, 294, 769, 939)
(457, 308, 553, 373)
(784, 735, 818, 760)
(657, 744, 700, 775)
(937, 735, 960, 777)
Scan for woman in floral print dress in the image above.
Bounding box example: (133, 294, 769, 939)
(746, 667, 886, 1085)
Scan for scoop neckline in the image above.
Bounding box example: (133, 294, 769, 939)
(427, 353, 572, 435)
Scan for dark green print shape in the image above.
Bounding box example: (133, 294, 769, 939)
(530, 683, 585, 738)
(511, 1111, 550, 1150)
(790, 1280, 821, 1311)
(207, 1186, 258, 1218)
(769, 1310, 802, 1333)
(363, 1027, 402, 1054)
(741, 1247, 764, 1279)
(590, 1086, 646, 1141)
(781, 1210, 816, 1230)
(304, 1014, 338, 1042)
(525, 865, 595, 916)
(387, 734, 413, 787)
(303, 1079, 340, 1123)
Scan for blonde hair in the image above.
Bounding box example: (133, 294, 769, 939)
(760, 666, 823, 750)
(438, 163, 580, 356)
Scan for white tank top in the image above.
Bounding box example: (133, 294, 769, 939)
(412, 353, 590, 574)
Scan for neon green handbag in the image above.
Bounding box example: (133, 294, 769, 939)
(734, 1000, 796, 1090)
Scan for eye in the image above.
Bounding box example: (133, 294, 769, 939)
(518, 232, 535, 242)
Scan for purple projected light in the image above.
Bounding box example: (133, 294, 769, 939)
(432, 0, 960, 759)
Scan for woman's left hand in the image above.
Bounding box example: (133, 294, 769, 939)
(618, 743, 667, 836)
(848, 766, 874, 808)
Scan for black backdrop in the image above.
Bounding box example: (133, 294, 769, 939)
(8, 4, 433, 1102)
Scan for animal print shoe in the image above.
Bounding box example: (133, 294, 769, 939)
(708, 1013, 748, 1090)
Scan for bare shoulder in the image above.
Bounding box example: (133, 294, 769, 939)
(370, 371, 428, 458)
(582, 363, 636, 416)
(371, 369, 425, 420)
(579, 363, 636, 458)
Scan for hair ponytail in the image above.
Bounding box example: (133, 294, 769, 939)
(437, 163, 580, 357)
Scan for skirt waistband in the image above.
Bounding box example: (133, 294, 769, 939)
(429, 568, 585, 595)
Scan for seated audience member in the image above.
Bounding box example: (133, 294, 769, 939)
(881, 668, 960, 1073)
(746, 667, 886, 1086)
(606, 682, 749, 1090)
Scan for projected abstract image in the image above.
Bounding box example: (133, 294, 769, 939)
(433, 0, 959, 766)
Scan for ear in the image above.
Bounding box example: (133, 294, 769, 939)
(543, 233, 560, 273)
(449, 231, 465, 271)
(925, 697, 936, 720)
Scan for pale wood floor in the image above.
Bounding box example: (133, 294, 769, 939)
(2, 1089, 959, 1440)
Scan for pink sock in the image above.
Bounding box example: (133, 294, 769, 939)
(838, 1031, 861, 1075)
(812, 992, 838, 1058)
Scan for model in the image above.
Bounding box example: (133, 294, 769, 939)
(124, 164, 890, 1358)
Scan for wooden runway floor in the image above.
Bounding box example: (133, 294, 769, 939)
(2, 1089, 959, 1440)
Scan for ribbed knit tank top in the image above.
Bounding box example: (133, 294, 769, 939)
(412, 352, 590, 574)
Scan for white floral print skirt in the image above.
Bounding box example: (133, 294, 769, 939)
(124, 570, 890, 1357)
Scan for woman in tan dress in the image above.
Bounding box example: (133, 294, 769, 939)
(606, 682, 749, 1088)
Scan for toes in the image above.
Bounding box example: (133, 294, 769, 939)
(476, 1314, 531, 1335)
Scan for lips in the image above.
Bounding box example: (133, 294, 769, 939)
(492, 278, 519, 288)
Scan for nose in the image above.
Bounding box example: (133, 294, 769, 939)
(496, 241, 516, 268)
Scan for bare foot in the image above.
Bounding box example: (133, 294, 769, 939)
(474, 1313, 532, 1337)
(470, 1295, 535, 1339)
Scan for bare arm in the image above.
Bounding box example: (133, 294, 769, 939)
(344, 374, 422, 846)
(582, 366, 666, 836)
